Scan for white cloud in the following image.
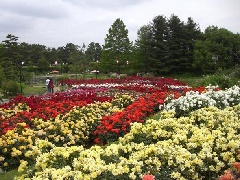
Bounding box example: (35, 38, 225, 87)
(0, 0, 239, 48)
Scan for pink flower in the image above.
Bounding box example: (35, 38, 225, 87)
(142, 174, 155, 180)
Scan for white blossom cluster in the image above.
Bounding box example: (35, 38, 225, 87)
(165, 84, 191, 91)
(163, 85, 240, 117)
(72, 82, 155, 89)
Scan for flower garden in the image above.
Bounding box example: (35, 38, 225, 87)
(0, 76, 239, 180)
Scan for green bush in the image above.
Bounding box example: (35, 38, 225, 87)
(195, 73, 234, 89)
(1, 80, 20, 97)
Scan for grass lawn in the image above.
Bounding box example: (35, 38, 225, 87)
(0, 169, 20, 180)
(23, 84, 47, 96)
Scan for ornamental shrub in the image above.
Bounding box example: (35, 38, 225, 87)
(1, 80, 20, 97)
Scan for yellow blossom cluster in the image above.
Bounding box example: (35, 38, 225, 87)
(0, 103, 30, 120)
(15, 104, 240, 180)
(30, 100, 125, 146)
(0, 95, 131, 171)
(0, 123, 38, 171)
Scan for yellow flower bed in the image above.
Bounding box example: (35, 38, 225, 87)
(15, 104, 240, 180)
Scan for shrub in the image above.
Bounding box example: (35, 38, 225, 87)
(1, 80, 20, 97)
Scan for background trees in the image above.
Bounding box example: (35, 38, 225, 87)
(85, 42, 102, 74)
(0, 15, 239, 86)
(134, 25, 153, 74)
(1, 34, 21, 81)
(193, 26, 240, 74)
(134, 15, 202, 75)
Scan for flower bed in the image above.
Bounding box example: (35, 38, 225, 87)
(0, 76, 239, 179)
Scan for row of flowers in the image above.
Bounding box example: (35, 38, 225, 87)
(14, 103, 240, 180)
(0, 94, 134, 171)
(0, 77, 239, 179)
(0, 90, 113, 136)
(163, 85, 240, 117)
(0, 77, 188, 136)
(61, 76, 198, 95)
(0, 77, 205, 174)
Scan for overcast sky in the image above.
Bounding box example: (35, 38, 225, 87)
(0, 0, 239, 48)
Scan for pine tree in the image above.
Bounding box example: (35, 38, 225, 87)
(166, 14, 185, 73)
(135, 24, 153, 74)
(101, 18, 132, 74)
(150, 15, 168, 75)
(1, 34, 21, 80)
(183, 17, 201, 72)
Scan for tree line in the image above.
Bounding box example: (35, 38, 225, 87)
(0, 14, 240, 85)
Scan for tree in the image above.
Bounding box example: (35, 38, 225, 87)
(18, 42, 32, 65)
(1, 34, 21, 80)
(101, 18, 132, 74)
(44, 47, 59, 65)
(37, 57, 50, 73)
(166, 14, 186, 73)
(193, 26, 240, 73)
(85, 42, 102, 74)
(2, 34, 19, 58)
(149, 15, 168, 75)
(183, 17, 202, 72)
(0, 65, 6, 87)
(29, 44, 47, 65)
(231, 33, 240, 65)
(85, 42, 102, 62)
(134, 24, 153, 74)
(69, 48, 86, 75)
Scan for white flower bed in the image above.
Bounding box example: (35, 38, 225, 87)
(163, 85, 240, 117)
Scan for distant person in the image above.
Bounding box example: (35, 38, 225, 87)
(48, 78, 54, 93)
(46, 77, 50, 92)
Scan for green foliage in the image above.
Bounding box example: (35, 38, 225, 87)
(135, 14, 201, 75)
(0, 66, 6, 87)
(0, 169, 21, 180)
(193, 26, 240, 74)
(202, 74, 231, 89)
(1, 80, 20, 97)
(85, 42, 102, 62)
(135, 24, 153, 73)
(184, 66, 240, 88)
(229, 66, 240, 79)
(101, 18, 132, 73)
(37, 57, 50, 73)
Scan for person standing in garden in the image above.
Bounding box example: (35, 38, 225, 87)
(46, 77, 50, 92)
(48, 78, 54, 93)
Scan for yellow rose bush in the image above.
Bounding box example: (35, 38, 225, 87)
(15, 103, 240, 180)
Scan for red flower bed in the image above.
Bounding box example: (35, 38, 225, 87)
(0, 91, 113, 136)
(93, 91, 170, 145)
(0, 76, 205, 138)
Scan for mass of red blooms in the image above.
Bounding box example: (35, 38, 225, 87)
(0, 91, 112, 136)
(0, 76, 206, 139)
(93, 91, 168, 145)
(218, 162, 240, 180)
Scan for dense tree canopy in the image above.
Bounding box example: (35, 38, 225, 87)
(135, 14, 202, 75)
(193, 26, 240, 73)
